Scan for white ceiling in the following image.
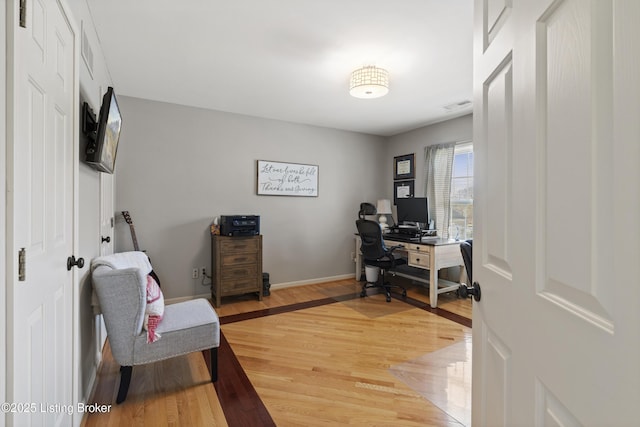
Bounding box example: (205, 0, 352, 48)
(86, 0, 473, 137)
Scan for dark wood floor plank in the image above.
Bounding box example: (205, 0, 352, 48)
(214, 333, 276, 426)
(394, 292, 473, 328)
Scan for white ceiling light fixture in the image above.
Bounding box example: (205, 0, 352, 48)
(349, 66, 389, 99)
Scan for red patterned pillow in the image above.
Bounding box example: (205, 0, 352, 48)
(144, 274, 164, 343)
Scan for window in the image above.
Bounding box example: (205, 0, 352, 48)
(450, 143, 473, 240)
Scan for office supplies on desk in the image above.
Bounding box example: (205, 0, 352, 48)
(385, 224, 437, 240)
(422, 230, 437, 237)
(388, 224, 419, 234)
(384, 232, 421, 242)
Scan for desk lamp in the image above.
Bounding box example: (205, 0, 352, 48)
(376, 199, 392, 232)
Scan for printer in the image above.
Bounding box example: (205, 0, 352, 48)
(220, 215, 260, 236)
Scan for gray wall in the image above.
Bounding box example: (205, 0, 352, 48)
(114, 96, 388, 300)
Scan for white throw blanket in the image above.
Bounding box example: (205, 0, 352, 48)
(91, 251, 153, 315)
(91, 251, 153, 273)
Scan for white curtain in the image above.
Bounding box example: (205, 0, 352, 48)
(424, 143, 455, 238)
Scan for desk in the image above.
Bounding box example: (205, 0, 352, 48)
(354, 235, 463, 308)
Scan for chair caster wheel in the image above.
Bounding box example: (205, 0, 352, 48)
(360, 290, 366, 298)
(402, 290, 407, 297)
(386, 295, 391, 302)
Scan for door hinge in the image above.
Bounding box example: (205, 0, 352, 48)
(18, 248, 26, 281)
(19, 0, 27, 28)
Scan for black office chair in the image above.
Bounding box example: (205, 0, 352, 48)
(356, 218, 408, 302)
(460, 239, 472, 284)
(457, 239, 480, 301)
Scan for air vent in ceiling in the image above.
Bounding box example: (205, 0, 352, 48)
(443, 100, 472, 112)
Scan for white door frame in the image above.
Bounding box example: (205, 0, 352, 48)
(1, 4, 8, 427)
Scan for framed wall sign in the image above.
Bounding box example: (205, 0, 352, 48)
(257, 160, 319, 197)
(394, 180, 414, 205)
(394, 153, 415, 180)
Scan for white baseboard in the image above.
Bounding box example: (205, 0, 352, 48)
(82, 367, 98, 406)
(165, 292, 211, 305)
(165, 274, 355, 304)
(270, 273, 355, 291)
(77, 356, 100, 427)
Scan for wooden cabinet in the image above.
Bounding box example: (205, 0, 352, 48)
(211, 235, 262, 307)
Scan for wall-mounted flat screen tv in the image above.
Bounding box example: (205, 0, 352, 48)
(85, 87, 122, 174)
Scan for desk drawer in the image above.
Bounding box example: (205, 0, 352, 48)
(408, 251, 430, 268)
(407, 243, 430, 253)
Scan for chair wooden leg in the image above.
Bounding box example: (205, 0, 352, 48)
(210, 347, 218, 382)
(116, 366, 132, 404)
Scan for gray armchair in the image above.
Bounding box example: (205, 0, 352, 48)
(91, 251, 220, 403)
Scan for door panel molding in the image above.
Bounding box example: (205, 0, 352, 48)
(536, 0, 614, 332)
(482, 53, 514, 281)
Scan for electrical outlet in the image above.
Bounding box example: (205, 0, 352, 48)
(192, 268, 199, 279)
(201, 266, 207, 277)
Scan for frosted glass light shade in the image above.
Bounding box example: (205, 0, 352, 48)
(349, 66, 389, 99)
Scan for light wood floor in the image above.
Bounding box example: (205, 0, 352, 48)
(82, 278, 472, 426)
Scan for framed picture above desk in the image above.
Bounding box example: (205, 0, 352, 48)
(394, 180, 414, 204)
(393, 153, 415, 180)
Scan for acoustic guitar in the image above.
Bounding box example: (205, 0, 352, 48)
(122, 210, 161, 287)
(121, 211, 141, 251)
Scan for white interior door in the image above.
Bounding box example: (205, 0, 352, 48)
(8, 0, 77, 425)
(473, 0, 640, 425)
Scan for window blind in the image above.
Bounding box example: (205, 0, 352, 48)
(424, 143, 455, 238)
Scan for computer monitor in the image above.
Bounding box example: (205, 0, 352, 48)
(396, 197, 430, 228)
